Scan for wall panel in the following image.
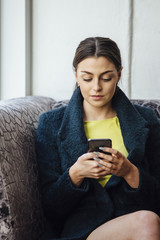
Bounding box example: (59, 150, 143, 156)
(1, 0, 26, 100)
(131, 0, 160, 99)
(32, 0, 131, 100)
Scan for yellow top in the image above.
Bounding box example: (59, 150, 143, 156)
(84, 116, 128, 187)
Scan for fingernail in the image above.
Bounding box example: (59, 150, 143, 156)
(99, 147, 106, 150)
(93, 151, 100, 156)
(97, 163, 103, 167)
(93, 157, 100, 162)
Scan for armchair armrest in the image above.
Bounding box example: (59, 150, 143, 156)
(0, 96, 56, 240)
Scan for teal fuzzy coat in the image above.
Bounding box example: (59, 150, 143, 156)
(36, 87, 160, 240)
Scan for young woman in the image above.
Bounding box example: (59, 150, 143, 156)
(36, 37, 160, 240)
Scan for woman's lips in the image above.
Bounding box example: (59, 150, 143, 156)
(91, 95, 104, 100)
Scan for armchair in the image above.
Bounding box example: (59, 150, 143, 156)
(0, 96, 159, 240)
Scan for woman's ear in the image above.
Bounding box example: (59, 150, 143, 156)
(73, 68, 79, 87)
(117, 66, 123, 82)
(73, 67, 77, 76)
(75, 75, 79, 86)
(74, 70, 79, 85)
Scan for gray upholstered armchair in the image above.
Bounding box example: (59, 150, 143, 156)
(0, 96, 160, 240)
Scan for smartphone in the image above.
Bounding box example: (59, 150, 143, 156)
(88, 138, 112, 154)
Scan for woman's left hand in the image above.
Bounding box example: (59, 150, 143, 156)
(95, 147, 139, 188)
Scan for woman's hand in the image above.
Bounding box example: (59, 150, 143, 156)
(69, 152, 113, 187)
(69, 148, 139, 188)
(96, 147, 140, 188)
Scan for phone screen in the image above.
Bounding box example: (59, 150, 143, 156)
(88, 138, 112, 154)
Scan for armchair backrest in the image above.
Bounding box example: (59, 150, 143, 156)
(0, 96, 159, 240)
(131, 99, 160, 119)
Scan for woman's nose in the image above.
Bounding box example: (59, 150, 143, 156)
(93, 80, 102, 91)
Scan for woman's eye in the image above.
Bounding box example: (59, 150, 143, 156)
(102, 78, 112, 82)
(83, 78, 92, 82)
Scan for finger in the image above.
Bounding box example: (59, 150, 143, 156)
(99, 147, 122, 158)
(97, 152, 113, 162)
(94, 157, 116, 168)
(93, 151, 100, 157)
(96, 165, 117, 176)
(81, 152, 97, 160)
(92, 166, 107, 175)
(98, 171, 112, 177)
(94, 153, 120, 168)
(95, 158, 117, 173)
(90, 159, 104, 169)
(93, 157, 103, 167)
(101, 161, 113, 169)
(97, 162, 103, 167)
(91, 169, 111, 179)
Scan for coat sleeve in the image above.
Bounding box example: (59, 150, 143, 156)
(36, 111, 90, 221)
(122, 109, 160, 215)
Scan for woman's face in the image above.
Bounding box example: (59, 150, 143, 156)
(75, 56, 122, 110)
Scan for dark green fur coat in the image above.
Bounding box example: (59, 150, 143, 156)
(36, 87, 160, 240)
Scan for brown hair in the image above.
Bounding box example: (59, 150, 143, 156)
(73, 37, 122, 73)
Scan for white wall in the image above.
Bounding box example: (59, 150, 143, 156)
(32, 0, 131, 100)
(1, 0, 160, 100)
(131, 0, 160, 99)
(1, 0, 26, 99)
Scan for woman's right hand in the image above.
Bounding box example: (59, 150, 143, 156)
(69, 152, 110, 187)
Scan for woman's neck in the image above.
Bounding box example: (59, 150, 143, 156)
(83, 101, 116, 121)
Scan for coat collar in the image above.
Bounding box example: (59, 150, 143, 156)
(112, 87, 149, 165)
(58, 87, 149, 168)
(58, 87, 88, 163)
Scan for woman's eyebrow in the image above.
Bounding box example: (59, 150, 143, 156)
(80, 70, 113, 75)
(80, 71, 93, 74)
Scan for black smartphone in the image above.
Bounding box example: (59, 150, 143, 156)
(88, 138, 112, 154)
